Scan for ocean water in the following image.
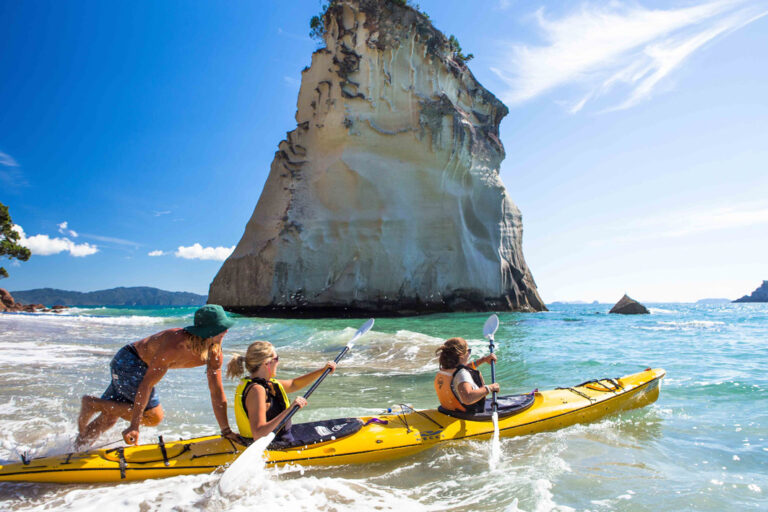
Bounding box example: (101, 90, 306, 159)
(0, 303, 766, 511)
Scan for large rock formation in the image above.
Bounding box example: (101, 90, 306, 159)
(733, 281, 768, 303)
(209, 0, 545, 316)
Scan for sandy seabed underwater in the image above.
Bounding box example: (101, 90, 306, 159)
(0, 303, 766, 511)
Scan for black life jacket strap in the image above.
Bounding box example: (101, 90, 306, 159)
(452, 364, 486, 412)
(241, 377, 274, 417)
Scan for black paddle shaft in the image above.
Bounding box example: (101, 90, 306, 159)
(489, 337, 498, 412)
(273, 345, 350, 435)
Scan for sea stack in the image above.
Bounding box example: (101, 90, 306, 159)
(609, 294, 650, 315)
(208, 0, 545, 316)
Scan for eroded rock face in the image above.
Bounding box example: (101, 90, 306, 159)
(209, 0, 546, 316)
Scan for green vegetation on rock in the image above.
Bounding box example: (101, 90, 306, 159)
(310, 0, 436, 42)
(448, 34, 474, 64)
(0, 201, 31, 279)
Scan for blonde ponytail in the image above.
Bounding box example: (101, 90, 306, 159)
(226, 341, 275, 380)
(226, 354, 247, 379)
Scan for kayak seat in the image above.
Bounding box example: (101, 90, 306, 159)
(268, 417, 364, 450)
(438, 392, 535, 421)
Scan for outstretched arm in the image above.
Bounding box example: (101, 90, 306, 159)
(245, 385, 307, 440)
(473, 354, 497, 367)
(279, 361, 336, 393)
(206, 349, 237, 440)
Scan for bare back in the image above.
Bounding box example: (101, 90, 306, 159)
(133, 328, 208, 369)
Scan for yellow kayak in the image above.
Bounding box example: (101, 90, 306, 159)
(0, 368, 664, 484)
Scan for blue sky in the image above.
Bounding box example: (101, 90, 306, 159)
(2, 0, 766, 302)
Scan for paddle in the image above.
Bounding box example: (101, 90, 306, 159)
(483, 314, 501, 467)
(272, 317, 374, 435)
(219, 318, 375, 494)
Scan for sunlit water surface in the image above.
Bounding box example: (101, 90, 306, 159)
(1, 303, 766, 511)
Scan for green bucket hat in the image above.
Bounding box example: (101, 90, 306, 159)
(185, 304, 235, 339)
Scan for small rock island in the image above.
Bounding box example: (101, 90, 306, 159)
(609, 294, 650, 315)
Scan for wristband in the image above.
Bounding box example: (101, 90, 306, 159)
(221, 426, 232, 435)
(485, 385, 491, 394)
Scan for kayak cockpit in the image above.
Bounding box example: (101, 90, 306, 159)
(266, 418, 365, 450)
(437, 392, 536, 421)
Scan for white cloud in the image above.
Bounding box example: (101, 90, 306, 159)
(148, 250, 165, 256)
(283, 76, 301, 87)
(656, 205, 768, 238)
(492, 0, 768, 111)
(0, 151, 19, 167)
(0, 150, 27, 189)
(80, 233, 140, 247)
(600, 204, 768, 244)
(57, 221, 79, 238)
(277, 27, 311, 42)
(153, 211, 171, 217)
(175, 243, 234, 261)
(13, 224, 99, 257)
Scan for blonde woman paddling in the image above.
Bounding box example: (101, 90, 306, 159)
(227, 341, 336, 443)
(76, 305, 239, 449)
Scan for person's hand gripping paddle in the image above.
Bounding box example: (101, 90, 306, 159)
(483, 314, 501, 468)
(218, 318, 375, 494)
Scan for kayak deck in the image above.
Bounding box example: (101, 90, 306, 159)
(0, 368, 664, 484)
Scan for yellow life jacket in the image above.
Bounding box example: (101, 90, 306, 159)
(234, 377, 290, 438)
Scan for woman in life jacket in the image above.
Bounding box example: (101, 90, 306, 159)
(434, 337, 499, 413)
(226, 341, 336, 442)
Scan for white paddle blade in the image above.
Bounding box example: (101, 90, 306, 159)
(483, 314, 499, 339)
(348, 318, 374, 349)
(356, 318, 375, 339)
(218, 432, 275, 495)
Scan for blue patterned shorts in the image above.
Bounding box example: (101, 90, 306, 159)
(101, 344, 160, 410)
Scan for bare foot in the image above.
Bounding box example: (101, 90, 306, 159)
(77, 396, 97, 433)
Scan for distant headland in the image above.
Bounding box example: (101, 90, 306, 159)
(733, 281, 768, 303)
(8, 287, 207, 307)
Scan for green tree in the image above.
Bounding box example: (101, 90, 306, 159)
(309, 1, 337, 41)
(310, 0, 412, 41)
(448, 35, 474, 64)
(0, 201, 31, 278)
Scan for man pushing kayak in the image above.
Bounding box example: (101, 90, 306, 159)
(75, 304, 240, 449)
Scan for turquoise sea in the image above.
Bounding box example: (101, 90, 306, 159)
(0, 303, 766, 511)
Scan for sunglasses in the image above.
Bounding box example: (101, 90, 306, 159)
(467, 348, 472, 355)
(271, 355, 280, 363)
